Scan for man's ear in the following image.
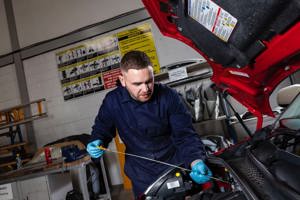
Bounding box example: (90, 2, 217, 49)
(118, 75, 126, 87)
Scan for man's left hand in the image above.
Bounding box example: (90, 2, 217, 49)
(189, 160, 212, 184)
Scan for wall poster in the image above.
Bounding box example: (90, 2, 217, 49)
(56, 23, 160, 100)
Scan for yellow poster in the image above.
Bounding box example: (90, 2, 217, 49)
(56, 23, 160, 100)
(117, 23, 160, 74)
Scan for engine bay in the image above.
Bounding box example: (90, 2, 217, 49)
(141, 116, 300, 200)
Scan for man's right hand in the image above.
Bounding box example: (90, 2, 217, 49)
(87, 139, 104, 158)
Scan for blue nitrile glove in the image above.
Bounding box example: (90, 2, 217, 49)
(189, 160, 212, 184)
(87, 139, 104, 158)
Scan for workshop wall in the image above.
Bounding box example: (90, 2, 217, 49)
(11, 0, 144, 48)
(0, 64, 20, 110)
(21, 18, 200, 185)
(0, 0, 11, 55)
(0, 0, 200, 186)
(0, 64, 21, 146)
(3, 0, 298, 188)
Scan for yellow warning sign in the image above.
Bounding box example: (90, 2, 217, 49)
(117, 23, 161, 74)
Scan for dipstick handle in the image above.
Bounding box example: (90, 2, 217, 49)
(98, 146, 107, 151)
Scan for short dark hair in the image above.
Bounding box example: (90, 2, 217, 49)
(120, 50, 152, 72)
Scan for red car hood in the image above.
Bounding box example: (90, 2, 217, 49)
(143, 0, 300, 126)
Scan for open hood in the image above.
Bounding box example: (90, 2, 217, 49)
(143, 0, 300, 124)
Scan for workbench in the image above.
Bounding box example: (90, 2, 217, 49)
(0, 98, 48, 171)
(0, 141, 111, 200)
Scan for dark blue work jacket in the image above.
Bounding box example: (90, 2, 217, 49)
(91, 83, 206, 196)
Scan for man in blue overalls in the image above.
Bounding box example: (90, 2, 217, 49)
(87, 50, 212, 198)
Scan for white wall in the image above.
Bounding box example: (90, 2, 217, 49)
(0, 64, 20, 110)
(12, 0, 144, 48)
(21, 19, 201, 185)
(0, 0, 12, 55)
(23, 19, 200, 146)
(1, 0, 299, 187)
(154, 35, 201, 67)
(0, 64, 21, 146)
(0, 0, 201, 186)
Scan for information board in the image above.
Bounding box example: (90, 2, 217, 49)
(56, 23, 160, 100)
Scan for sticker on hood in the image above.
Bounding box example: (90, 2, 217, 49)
(188, 0, 238, 42)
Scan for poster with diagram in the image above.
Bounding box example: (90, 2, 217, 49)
(56, 23, 160, 100)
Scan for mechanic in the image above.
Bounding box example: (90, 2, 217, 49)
(87, 50, 212, 198)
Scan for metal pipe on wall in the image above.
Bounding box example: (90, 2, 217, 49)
(4, 0, 37, 151)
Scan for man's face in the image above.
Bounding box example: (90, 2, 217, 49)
(119, 66, 154, 102)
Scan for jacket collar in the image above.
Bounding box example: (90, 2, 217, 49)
(120, 84, 159, 105)
(120, 86, 132, 103)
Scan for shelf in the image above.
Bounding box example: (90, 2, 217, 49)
(0, 98, 46, 114)
(0, 129, 18, 137)
(0, 142, 27, 155)
(0, 112, 47, 130)
(0, 98, 48, 172)
(0, 98, 47, 130)
(0, 154, 33, 168)
(0, 158, 31, 168)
